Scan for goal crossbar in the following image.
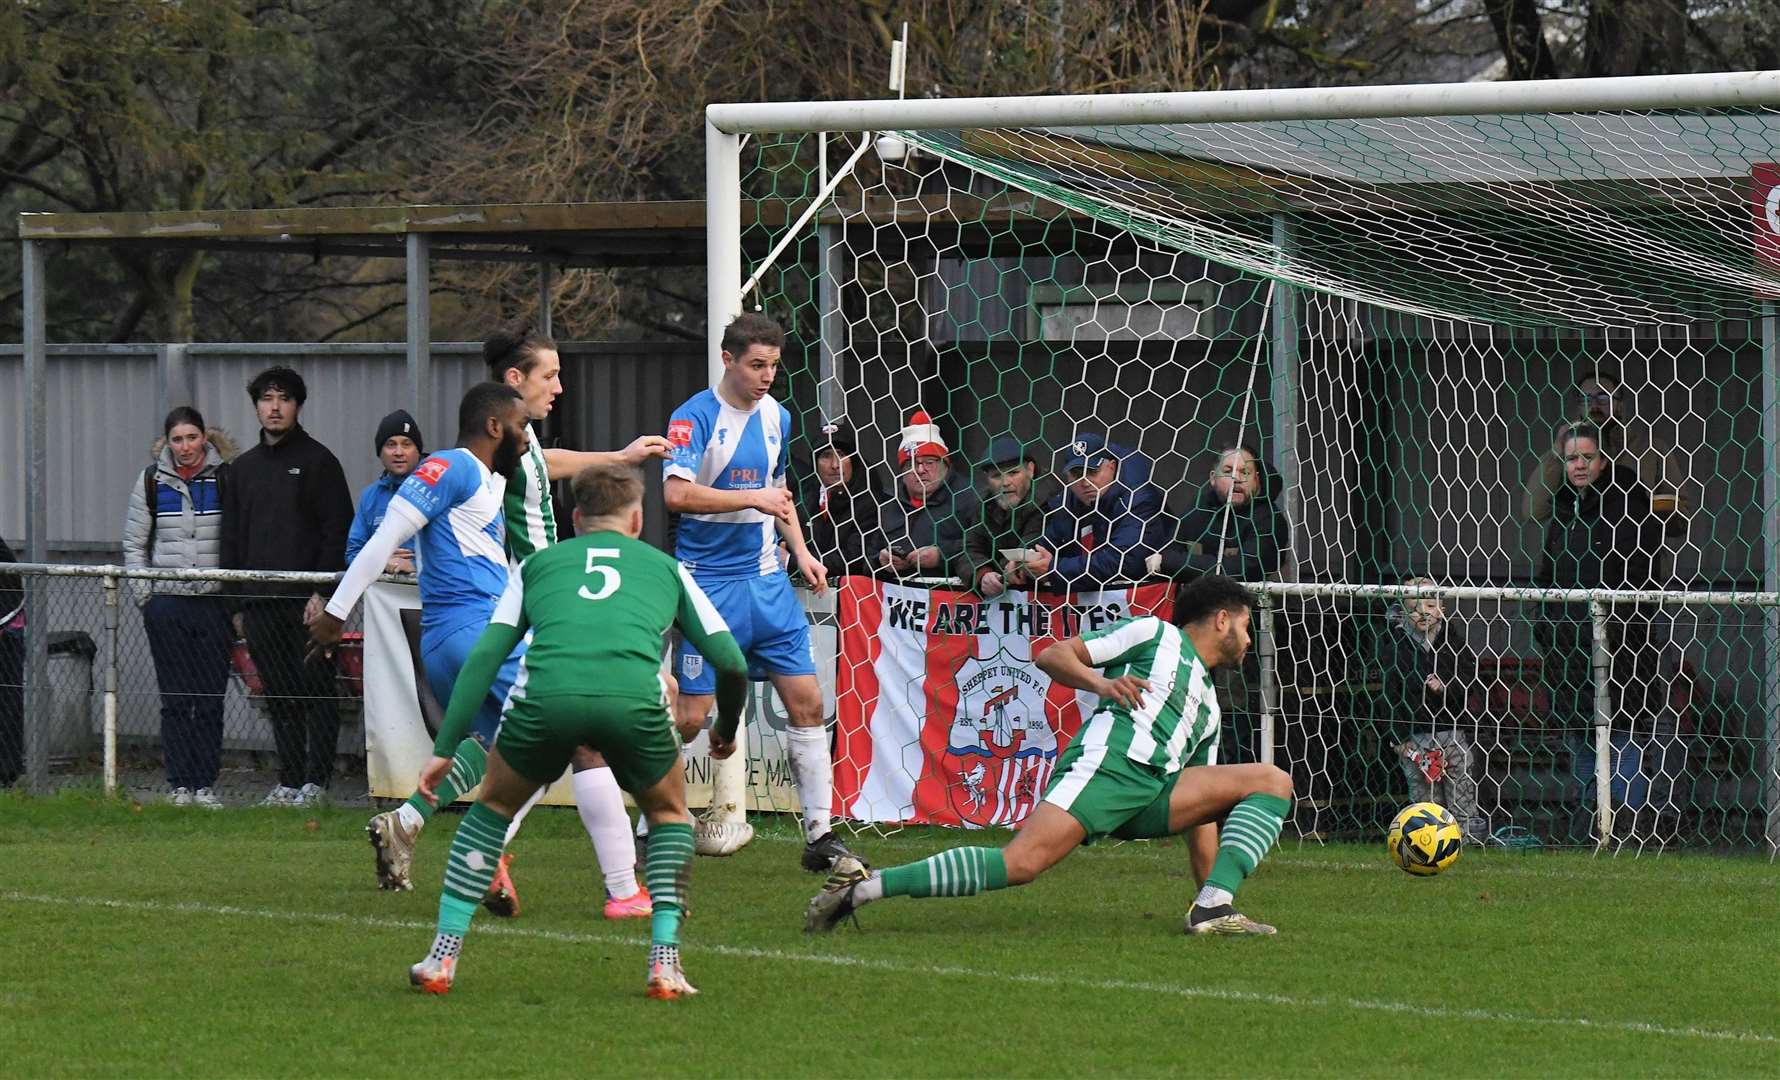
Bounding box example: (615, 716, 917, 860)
(708, 70, 1780, 135)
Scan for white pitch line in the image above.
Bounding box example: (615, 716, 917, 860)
(3, 890, 1773, 1046)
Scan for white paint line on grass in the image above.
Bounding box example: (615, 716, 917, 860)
(3, 890, 1772, 1047)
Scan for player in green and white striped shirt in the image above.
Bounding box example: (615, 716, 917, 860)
(806, 575, 1295, 936)
(474, 321, 675, 920)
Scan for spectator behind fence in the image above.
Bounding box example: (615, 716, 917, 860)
(219, 366, 353, 808)
(1522, 367, 1694, 540)
(0, 536, 21, 787)
(1379, 580, 1487, 841)
(1026, 433, 1167, 590)
(1534, 422, 1670, 841)
(122, 407, 238, 807)
(1146, 445, 1286, 584)
(1143, 444, 1284, 762)
(799, 420, 880, 579)
(346, 409, 424, 572)
(872, 410, 977, 579)
(961, 437, 1053, 597)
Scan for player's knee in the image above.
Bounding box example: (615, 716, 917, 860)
(777, 678, 824, 727)
(643, 805, 690, 828)
(1257, 764, 1293, 802)
(1001, 847, 1043, 886)
(672, 714, 704, 743)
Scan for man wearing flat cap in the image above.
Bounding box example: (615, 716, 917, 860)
(961, 436, 1055, 596)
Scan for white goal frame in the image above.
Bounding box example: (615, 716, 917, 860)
(702, 71, 1780, 852)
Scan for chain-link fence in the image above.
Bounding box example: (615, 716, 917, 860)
(1251, 583, 1780, 853)
(3, 563, 369, 807)
(5, 563, 1776, 850)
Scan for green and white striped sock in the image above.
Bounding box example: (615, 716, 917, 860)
(878, 846, 1009, 899)
(406, 739, 488, 824)
(1206, 793, 1291, 898)
(644, 821, 694, 947)
(438, 802, 509, 935)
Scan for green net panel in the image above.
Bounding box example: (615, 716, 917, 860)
(734, 109, 1780, 853)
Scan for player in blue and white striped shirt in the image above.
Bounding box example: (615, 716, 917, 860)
(663, 313, 865, 872)
(310, 384, 532, 893)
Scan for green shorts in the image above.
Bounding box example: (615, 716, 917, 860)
(1041, 736, 1181, 842)
(492, 693, 681, 794)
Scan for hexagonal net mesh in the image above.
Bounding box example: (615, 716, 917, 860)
(733, 112, 1780, 853)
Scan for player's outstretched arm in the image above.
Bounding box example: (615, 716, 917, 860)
(306, 498, 425, 660)
(1035, 636, 1148, 708)
(543, 436, 672, 481)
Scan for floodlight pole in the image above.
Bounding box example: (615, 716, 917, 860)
(704, 119, 751, 826)
(20, 238, 49, 792)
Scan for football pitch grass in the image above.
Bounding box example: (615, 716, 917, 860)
(4, 793, 1776, 1078)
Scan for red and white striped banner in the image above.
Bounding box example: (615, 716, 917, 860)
(834, 578, 1173, 827)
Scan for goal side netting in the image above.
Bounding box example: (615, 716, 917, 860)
(710, 77, 1780, 852)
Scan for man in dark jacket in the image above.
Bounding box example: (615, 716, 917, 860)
(960, 437, 1053, 596)
(798, 421, 881, 580)
(219, 366, 353, 807)
(1027, 434, 1166, 591)
(1148, 446, 1287, 584)
(871, 410, 977, 580)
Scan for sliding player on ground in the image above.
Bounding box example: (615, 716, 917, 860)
(408, 463, 747, 999)
(662, 313, 863, 870)
(806, 574, 1293, 936)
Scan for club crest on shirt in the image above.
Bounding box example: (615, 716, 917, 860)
(667, 420, 694, 447)
(414, 458, 449, 486)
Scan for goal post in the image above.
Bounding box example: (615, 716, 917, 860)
(705, 72, 1780, 853)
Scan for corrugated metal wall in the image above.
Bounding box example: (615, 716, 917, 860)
(553, 342, 708, 552)
(0, 342, 705, 555)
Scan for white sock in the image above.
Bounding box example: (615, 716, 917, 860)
(853, 874, 885, 904)
(503, 785, 547, 846)
(396, 802, 424, 831)
(573, 767, 639, 898)
(784, 724, 834, 842)
(1194, 885, 1234, 909)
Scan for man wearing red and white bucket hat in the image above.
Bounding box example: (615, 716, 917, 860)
(872, 409, 977, 579)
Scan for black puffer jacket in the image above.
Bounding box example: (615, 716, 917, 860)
(219, 425, 353, 601)
(1538, 462, 1662, 590)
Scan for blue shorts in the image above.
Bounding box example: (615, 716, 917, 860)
(421, 623, 527, 746)
(675, 574, 814, 695)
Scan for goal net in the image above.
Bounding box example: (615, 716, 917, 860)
(708, 75, 1780, 852)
